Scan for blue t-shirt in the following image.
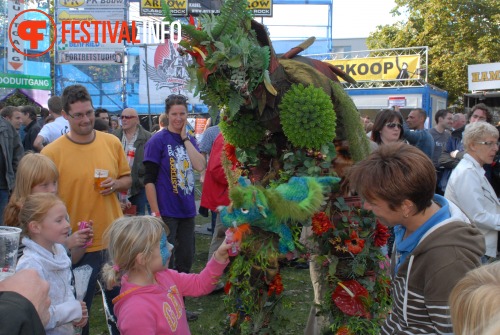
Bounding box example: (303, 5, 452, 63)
(144, 129, 199, 218)
(394, 194, 451, 273)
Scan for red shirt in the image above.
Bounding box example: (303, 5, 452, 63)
(200, 133, 230, 211)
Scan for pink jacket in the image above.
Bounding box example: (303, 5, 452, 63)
(113, 257, 229, 334)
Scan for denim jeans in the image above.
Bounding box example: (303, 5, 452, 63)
(0, 189, 9, 226)
(162, 216, 195, 273)
(129, 188, 148, 215)
(210, 210, 217, 234)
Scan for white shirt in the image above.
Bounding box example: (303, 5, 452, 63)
(445, 153, 500, 257)
(38, 116, 69, 144)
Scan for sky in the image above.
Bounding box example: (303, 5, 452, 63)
(331, 0, 400, 38)
(261, 0, 401, 40)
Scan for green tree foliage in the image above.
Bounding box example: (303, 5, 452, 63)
(4, 91, 38, 107)
(367, 0, 500, 104)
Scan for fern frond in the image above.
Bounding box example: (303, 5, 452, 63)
(211, 0, 252, 39)
(180, 25, 209, 46)
(160, 0, 175, 23)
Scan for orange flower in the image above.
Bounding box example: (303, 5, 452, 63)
(344, 231, 365, 254)
(267, 273, 284, 296)
(311, 212, 334, 235)
(229, 313, 238, 327)
(336, 326, 353, 335)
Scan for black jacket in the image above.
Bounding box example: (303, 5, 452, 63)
(0, 291, 46, 335)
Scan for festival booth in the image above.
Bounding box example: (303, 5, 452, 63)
(317, 47, 448, 126)
(347, 84, 448, 127)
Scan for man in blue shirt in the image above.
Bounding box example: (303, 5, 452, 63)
(401, 107, 435, 159)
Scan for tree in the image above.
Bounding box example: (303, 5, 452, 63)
(367, 0, 500, 104)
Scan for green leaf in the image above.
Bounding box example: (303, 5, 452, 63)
(328, 257, 339, 277)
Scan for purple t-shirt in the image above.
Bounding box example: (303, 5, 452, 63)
(144, 130, 199, 218)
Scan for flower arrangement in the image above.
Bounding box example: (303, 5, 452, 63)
(311, 197, 392, 334)
(222, 228, 297, 334)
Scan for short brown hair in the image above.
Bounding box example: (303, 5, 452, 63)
(47, 96, 63, 115)
(62, 85, 92, 114)
(347, 142, 435, 212)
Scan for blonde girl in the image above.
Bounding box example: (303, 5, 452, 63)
(3, 153, 92, 263)
(16, 193, 88, 335)
(102, 216, 233, 335)
(449, 262, 500, 335)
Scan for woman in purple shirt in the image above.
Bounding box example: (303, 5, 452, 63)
(144, 95, 206, 276)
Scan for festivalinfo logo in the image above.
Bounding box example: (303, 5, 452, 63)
(9, 9, 182, 58)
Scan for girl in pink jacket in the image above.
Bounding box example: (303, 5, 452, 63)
(102, 216, 233, 334)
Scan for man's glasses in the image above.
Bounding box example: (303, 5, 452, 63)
(385, 122, 402, 129)
(67, 110, 93, 120)
(120, 115, 137, 120)
(476, 141, 500, 148)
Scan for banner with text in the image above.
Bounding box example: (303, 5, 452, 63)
(140, 0, 272, 17)
(325, 55, 420, 82)
(7, 0, 24, 72)
(0, 73, 52, 90)
(55, 0, 125, 63)
(468, 62, 500, 91)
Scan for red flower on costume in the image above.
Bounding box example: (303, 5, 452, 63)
(332, 280, 371, 319)
(267, 273, 283, 296)
(344, 231, 365, 254)
(224, 143, 239, 168)
(311, 212, 334, 235)
(373, 221, 390, 247)
(335, 326, 353, 335)
(224, 281, 232, 295)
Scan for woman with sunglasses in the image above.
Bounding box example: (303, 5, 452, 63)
(143, 95, 206, 321)
(370, 109, 406, 257)
(370, 109, 405, 145)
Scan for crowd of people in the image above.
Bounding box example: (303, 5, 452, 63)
(1, 88, 500, 335)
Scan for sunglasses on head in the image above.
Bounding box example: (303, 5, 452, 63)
(165, 94, 188, 104)
(385, 122, 402, 129)
(120, 115, 136, 120)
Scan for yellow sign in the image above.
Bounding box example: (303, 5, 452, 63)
(325, 55, 420, 81)
(247, 0, 272, 17)
(141, 0, 272, 17)
(58, 11, 95, 21)
(141, 0, 189, 16)
(59, 0, 85, 8)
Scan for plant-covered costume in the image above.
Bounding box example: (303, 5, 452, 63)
(157, 0, 378, 331)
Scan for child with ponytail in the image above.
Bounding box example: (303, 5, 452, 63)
(102, 216, 234, 334)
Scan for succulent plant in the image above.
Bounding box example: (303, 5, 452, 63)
(220, 112, 266, 148)
(279, 84, 336, 149)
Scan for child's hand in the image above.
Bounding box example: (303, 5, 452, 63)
(214, 239, 239, 263)
(66, 221, 94, 249)
(73, 301, 88, 328)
